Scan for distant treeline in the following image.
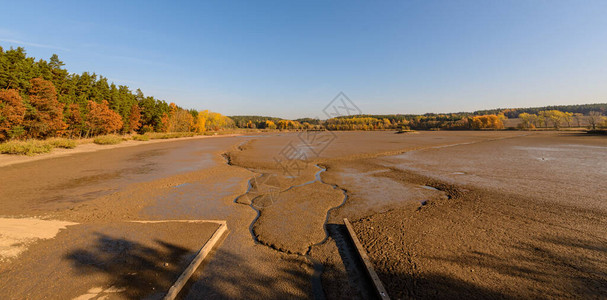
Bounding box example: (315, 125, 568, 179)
(230, 115, 284, 128)
(0, 47, 233, 142)
(231, 106, 607, 131)
(230, 114, 506, 130)
(473, 103, 607, 118)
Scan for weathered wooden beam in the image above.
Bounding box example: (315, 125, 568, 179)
(343, 218, 390, 300)
(164, 221, 228, 300)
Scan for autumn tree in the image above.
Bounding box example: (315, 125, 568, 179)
(160, 113, 170, 132)
(23, 78, 66, 138)
(128, 104, 142, 133)
(86, 100, 123, 135)
(543, 110, 560, 129)
(573, 113, 584, 127)
(563, 112, 573, 127)
(196, 110, 234, 131)
(469, 115, 504, 129)
(166, 102, 178, 131)
(537, 110, 573, 129)
(65, 104, 83, 138)
(0, 89, 26, 141)
(168, 109, 194, 132)
(588, 111, 605, 130)
(265, 120, 277, 129)
(194, 112, 207, 133)
(518, 113, 537, 129)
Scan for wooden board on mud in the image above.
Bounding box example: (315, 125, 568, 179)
(343, 218, 390, 300)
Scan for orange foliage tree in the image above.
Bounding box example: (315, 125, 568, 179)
(160, 112, 170, 132)
(167, 102, 194, 132)
(65, 104, 84, 138)
(128, 104, 142, 133)
(86, 100, 123, 135)
(0, 89, 26, 141)
(23, 78, 66, 138)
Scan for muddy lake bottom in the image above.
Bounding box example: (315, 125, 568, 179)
(0, 131, 605, 299)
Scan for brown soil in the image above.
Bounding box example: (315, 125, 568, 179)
(253, 181, 344, 254)
(0, 130, 605, 299)
(316, 131, 607, 299)
(351, 168, 607, 299)
(0, 221, 220, 299)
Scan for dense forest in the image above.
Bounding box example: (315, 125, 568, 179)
(0, 47, 232, 142)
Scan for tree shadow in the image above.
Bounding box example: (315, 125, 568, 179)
(65, 227, 606, 299)
(184, 248, 313, 299)
(65, 232, 197, 299)
(420, 234, 607, 299)
(65, 232, 320, 299)
(376, 270, 513, 300)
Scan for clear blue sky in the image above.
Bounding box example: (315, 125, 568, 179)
(2, 0, 607, 119)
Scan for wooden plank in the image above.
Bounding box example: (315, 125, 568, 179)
(164, 221, 228, 300)
(343, 218, 391, 300)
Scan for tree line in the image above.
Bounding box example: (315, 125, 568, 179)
(0, 47, 233, 142)
(519, 110, 606, 129)
(474, 103, 607, 118)
(232, 109, 607, 131)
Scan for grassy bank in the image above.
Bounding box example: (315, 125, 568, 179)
(0, 138, 78, 155)
(93, 135, 125, 145)
(0, 137, 80, 155)
(132, 132, 196, 141)
(0, 131, 245, 156)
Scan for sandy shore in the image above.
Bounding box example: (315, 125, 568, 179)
(0, 130, 605, 299)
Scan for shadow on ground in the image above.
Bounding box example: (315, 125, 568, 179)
(65, 227, 607, 299)
(419, 235, 607, 299)
(66, 233, 314, 299)
(184, 248, 312, 299)
(66, 232, 196, 299)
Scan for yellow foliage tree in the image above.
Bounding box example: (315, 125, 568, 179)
(470, 115, 504, 129)
(196, 110, 234, 131)
(264, 120, 277, 129)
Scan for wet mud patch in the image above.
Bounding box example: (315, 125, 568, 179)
(143, 177, 243, 219)
(320, 161, 456, 222)
(253, 182, 344, 254)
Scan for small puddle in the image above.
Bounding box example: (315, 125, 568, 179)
(420, 185, 439, 191)
(173, 182, 191, 188)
